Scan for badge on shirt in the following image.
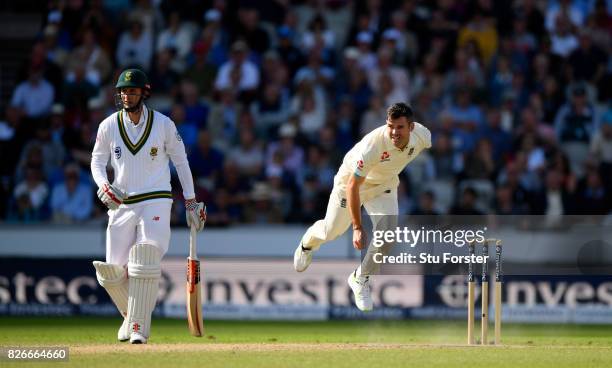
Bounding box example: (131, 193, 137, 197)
(380, 151, 390, 162)
(176, 131, 182, 142)
(114, 146, 122, 159)
(150, 147, 158, 159)
(408, 147, 414, 156)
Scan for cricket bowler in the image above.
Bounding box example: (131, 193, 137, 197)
(90, 69, 206, 343)
(294, 102, 431, 311)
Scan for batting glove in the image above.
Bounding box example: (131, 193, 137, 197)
(185, 198, 207, 231)
(97, 183, 127, 210)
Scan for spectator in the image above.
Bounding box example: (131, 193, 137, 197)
(233, 7, 270, 56)
(227, 129, 264, 177)
(266, 123, 304, 177)
(9, 166, 49, 222)
(66, 28, 112, 86)
(116, 17, 153, 71)
(590, 110, 612, 189)
(554, 84, 597, 175)
(156, 11, 193, 72)
(10, 66, 55, 119)
(550, 15, 579, 58)
(214, 40, 260, 101)
(50, 163, 93, 223)
(450, 187, 485, 215)
(251, 83, 290, 138)
(457, 10, 499, 67)
(411, 190, 440, 216)
(188, 130, 225, 190)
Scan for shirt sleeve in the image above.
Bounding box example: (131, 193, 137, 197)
(91, 120, 111, 188)
(164, 117, 195, 199)
(353, 140, 380, 177)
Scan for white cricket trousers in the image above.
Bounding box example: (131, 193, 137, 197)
(105, 201, 172, 266)
(301, 187, 398, 275)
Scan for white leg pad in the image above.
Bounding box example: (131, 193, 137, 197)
(93, 261, 128, 317)
(127, 244, 161, 339)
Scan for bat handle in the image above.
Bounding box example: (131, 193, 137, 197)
(189, 225, 197, 259)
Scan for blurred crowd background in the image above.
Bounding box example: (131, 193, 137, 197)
(0, 0, 611, 227)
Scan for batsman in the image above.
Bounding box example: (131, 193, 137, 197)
(294, 103, 431, 311)
(91, 69, 206, 344)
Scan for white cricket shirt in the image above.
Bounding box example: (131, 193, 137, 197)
(334, 122, 431, 201)
(91, 105, 195, 207)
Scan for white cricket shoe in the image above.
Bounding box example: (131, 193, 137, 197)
(348, 272, 373, 312)
(293, 243, 313, 272)
(130, 332, 147, 344)
(118, 318, 129, 342)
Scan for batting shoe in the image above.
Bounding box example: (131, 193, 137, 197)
(293, 243, 313, 272)
(130, 332, 147, 344)
(118, 318, 129, 342)
(348, 271, 373, 312)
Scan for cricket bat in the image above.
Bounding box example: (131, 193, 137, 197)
(186, 225, 204, 337)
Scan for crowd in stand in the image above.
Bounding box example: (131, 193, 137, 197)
(0, 0, 611, 227)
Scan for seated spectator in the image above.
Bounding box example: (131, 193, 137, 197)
(149, 49, 180, 96)
(590, 110, 612, 189)
(156, 11, 193, 73)
(214, 40, 260, 102)
(575, 168, 610, 215)
(493, 183, 525, 215)
(449, 187, 485, 215)
(183, 41, 218, 97)
(116, 17, 153, 71)
(360, 95, 386, 137)
(180, 81, 209, 129)
(531, 169, 575, 218)
(234, 6, 270, 56)
(367, 47, 410, 99)
(411, 190, 440, 216)
(16, 120, 65, 181)
(206, 88, 240, 151)
(457, 10, 499, 67)
(170, 103, 197, 153)
(227, 129, 264, 177)
(188, 130, 224, 190)
(50, 163, 93, 223)
(550, 15, 578, 58)
(10, 66, 55, 119)
(275, 25, 305, 79)
(301, 13, 335, 55)
(265, 124, 304, 177)
(9, 166, 49, 222)
(66, 28, 112, 86)
(251, 83, 290, 138)
(444, 88, 485, 153)
(554, 84, 597, 175)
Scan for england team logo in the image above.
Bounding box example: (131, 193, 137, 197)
(114, 146, 122, 159)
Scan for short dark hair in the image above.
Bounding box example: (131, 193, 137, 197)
(387, 102, 414, 120)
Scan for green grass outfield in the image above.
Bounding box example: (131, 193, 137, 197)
(0, 317, 611, 368)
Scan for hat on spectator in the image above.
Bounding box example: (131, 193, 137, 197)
(231, 40, 248, 52)
(204, 9, 221, 22)
(51, 103, 65, 115)
(251, 182, 273, 201)
(356, 31, 373, 44)
(344, 47, 359, 60)
(279, 123, 297, 138)
(382, 28, 401, 41)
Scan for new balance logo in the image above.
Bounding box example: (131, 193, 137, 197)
(340, 198, 347, 208)
(153, 216, 160, 221)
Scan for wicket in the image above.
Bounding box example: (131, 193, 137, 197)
(467, 239, 503, 345)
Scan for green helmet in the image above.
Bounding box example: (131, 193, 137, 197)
(115, 68, 151, 94)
